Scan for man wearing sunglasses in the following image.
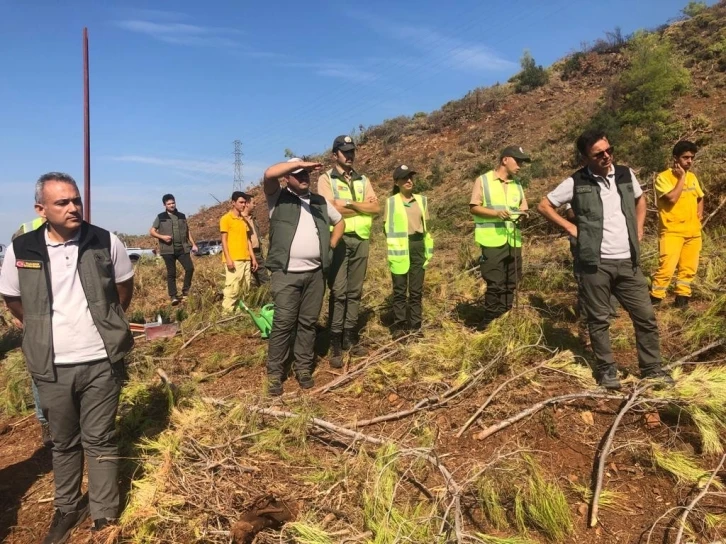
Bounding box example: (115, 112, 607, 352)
(537, 130, 673, 390)
(470, 146, 530, 330)
(262, 158, 345, 396)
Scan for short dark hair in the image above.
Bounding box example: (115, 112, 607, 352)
(673, 140, 697, 157)
(576, 130, 608, 157)
(231, 191, 246, 202)
(162, 193, 175, 204)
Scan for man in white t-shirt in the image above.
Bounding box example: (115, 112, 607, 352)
(262, 158, 345, 396)
(0, 172, 134, 542)
(537, 131, 672, 390)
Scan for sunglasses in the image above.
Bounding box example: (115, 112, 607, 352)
(592, 146, 614, 160)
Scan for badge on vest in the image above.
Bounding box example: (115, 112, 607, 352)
(16, 260, 43, 270)
(575, 186, 592, 193)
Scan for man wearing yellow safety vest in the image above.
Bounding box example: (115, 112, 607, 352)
(470, 146, 530, 330)
(384, 165, 434, 340)
(317, 135, 380, 368)
(11, 217, 53, 448)
(650, 141, 705, 309)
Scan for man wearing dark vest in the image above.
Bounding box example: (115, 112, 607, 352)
(470, 146, 530, 330)
(317, 135, 380, 366)
(149, 194, 197, 305)
(263, 158, 345, 396)
(538, 131, 673, 390)
(0, 172, 134, 542)
(241, 193, 270, 286)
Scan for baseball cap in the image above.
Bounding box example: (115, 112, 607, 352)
(500, 145, 531, 162)
(332, 135, 356, 152)
(286, 157, 305, 174)
(393, 164, 417, 180)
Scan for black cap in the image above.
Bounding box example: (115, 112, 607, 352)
(500, 145, 531, 162)
(393, 164, 417, 180)
(332, 134, 356, 152)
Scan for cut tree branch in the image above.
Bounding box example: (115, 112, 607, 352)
(674, 453, 726, 544)
(590, 384, 651, 528)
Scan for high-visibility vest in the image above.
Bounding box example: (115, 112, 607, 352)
(384, 194, 434, 274)
(20, 218, 45, 233)
(325, 170, 373, 239)
(473, 171, 524, 248)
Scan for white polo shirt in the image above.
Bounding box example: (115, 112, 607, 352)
(547, 167, 643, 260)
(0, 229, 134, 364)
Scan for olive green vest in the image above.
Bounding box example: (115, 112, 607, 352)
(570, 165, 640, 266)
(156, 211, 191, 255)
(384, 194, 434, 274)
(12, 223, 134, 382)
(266, 189, 332, 274)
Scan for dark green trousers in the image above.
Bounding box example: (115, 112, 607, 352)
(580, 259, 662, 373)
(328, 233, 369, 334)
(391, 236, 426, 331)
(267, 268, 325, 378)
(480, 243, 522, 323)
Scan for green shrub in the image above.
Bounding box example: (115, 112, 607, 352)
(561, 52, 584, 81)
(682, 1, 707, 18)
(513, 51, 549, 93)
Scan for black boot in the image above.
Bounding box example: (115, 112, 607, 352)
(330, 333, 344, 369)
(42, 505, 89, 544)
(344, 329, 367, 357)
(674, 295, 689, 309)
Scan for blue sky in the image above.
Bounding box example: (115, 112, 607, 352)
(0, 0, 708, 239)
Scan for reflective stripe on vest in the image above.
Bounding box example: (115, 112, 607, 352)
(384, 194, 434, 274)
(473, 171, 524, 248)
(20, 218, 45, 233)
(326, 170, 373, 239)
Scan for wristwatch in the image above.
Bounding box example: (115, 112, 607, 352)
(344, 200, 352, 208)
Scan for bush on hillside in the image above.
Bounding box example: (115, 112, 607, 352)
(512, 50, 548, 93)
(682, 1, 708, 18)
(583, 31, 690, 175)
(561, 52, 585, 81)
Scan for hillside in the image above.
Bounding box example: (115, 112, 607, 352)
(1, 4, 726, 544)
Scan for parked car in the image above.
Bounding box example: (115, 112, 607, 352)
(0, 243, 6, 269)
(125, 247, 157, 263)
(195, 240, 222, 256)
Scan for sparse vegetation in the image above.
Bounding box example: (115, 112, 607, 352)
(512, 50, 549, 93)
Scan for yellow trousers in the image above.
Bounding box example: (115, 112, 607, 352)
(222, 260, 251, 313)
(650, 233, 701, 299)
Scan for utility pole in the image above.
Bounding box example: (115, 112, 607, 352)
(83, 28, 91, 222)
(233, 140, 243, 192)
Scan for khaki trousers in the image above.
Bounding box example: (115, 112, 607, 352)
(222, 260, 251, 313)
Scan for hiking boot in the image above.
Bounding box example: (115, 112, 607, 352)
(41, 422, 53, 448)
(42, 505, 89, 544)
(170, 297, 180, 306)
(596, 365, 622, 390)
(297, 373, 315, 390)
(267, 377, 283, 397)
(649, 295, 662, 306)
(344, 329, 366, 357)
(641, 368, 675, 388)
(674, 295, 689, 309)
(330, 333, 344, 369)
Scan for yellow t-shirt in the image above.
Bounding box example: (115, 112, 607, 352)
(219, 211, 250, 261)
(654, 169, 703, 234)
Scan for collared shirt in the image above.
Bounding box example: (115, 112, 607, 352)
(242, 214, 260, 249)
(219, 211, 251, 261)
(266, 185, 343, 272)
(400, 196, 428, 235)
(317, 166, 377, 204)
(470, 172, 529, 210)
(547, 166, 643, 259)
(0, 228, 134, 364)
(654, 169, 703, 234)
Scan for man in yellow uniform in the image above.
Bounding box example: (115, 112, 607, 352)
(650, 141, 704, 309)
(470, 146, 530, 330)
(317, 135, 380, 366)
(220, 191, 258, 314)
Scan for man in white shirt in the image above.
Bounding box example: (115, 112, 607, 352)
(538, 131, 672, 390)
(262, 158, 345, 396)
(0, 172, 134, 542)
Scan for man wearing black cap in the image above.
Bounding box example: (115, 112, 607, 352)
(470, 146, 530, 330)
(317, 135, 380, 367)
